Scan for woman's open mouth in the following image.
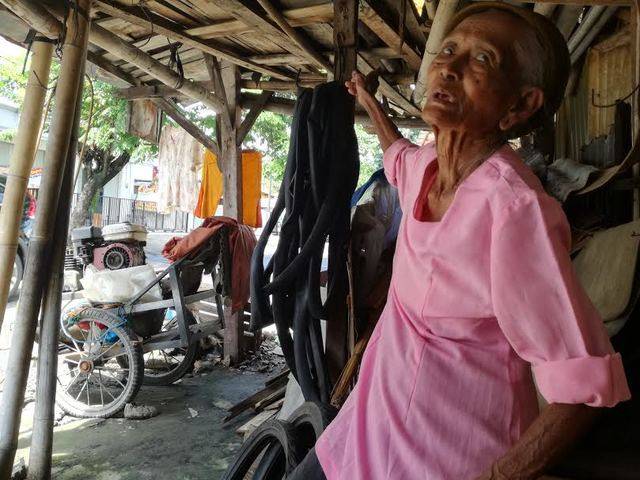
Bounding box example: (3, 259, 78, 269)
(430, 89, 456, 105)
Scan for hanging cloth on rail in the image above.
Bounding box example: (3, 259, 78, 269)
(157, 125, 202, 213)
(195, 149, 223, 219)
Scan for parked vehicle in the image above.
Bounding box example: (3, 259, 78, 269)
(0, 174, 36, 300)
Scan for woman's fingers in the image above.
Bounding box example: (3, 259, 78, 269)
(344, 80, 357, 96)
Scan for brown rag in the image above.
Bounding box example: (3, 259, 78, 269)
(162, 216, 257, 313)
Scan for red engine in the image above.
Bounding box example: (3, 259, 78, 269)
(70, 222, 147, 271)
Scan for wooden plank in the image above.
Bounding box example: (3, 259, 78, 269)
(237, 90, 273, 146)
(241, 93, 428, 129)
(333, 0, 359, 84)
(359, 0, 423, 70)
(93, 0, 293, 80)
(186, 3, 334, 39)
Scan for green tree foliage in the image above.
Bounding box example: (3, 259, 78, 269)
(242, 108, 423, 188)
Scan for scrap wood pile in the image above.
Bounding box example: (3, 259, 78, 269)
(224, 368, 290, 427)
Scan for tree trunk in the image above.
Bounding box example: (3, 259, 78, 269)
(69, 146, 130, 230)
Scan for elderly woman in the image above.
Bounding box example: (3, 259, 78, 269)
(288, 3, 631, 480)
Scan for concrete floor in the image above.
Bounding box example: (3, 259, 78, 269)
(16, 366, 273, 480)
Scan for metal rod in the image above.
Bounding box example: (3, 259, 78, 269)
(28, 55, 85, 480)
(0, 40, 53, 329)
(0, 1, 92, 475)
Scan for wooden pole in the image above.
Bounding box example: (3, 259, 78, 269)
(0, 1, 91, 475)
(216, 59, 244, 366)
(27, 59, 84, 480)
(333, 0, 359, 84)
(413, 0, 460, 107)
(0, 40, 53, 329)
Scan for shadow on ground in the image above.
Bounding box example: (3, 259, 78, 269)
(16, 366, 271, 480)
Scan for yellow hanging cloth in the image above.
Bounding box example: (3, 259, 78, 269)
(194, 149, 223, 219)
(194, 149, 263, 228)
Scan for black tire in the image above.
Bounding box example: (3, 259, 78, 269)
(142, 310, 200, 386)
(8, 253, 23, 300)
(56, 309, 144, 418)
(221, 420, 301, 480)
(288, 402, 337, 451)
(252, 443, 286, 480)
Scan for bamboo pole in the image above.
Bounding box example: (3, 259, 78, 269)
(27, 67, 83, 480)
(0, 40, 53, 329)
(567, 6, 607, 52)
(413, 0, 460, 107)
(0, 2, 92, 475)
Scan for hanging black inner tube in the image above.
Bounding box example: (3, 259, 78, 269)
(250, 82, 359, 403)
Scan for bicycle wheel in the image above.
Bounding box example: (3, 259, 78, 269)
(56, 308, 143, 418)
(142, 309, 200, 386)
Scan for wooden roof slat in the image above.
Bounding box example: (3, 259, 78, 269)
(185, 3, 334, 39)
(203, 0, 326, 71)
(359, 0, 422, 71)
(93, 0, 293, 80)
(257, 0, 332, 71)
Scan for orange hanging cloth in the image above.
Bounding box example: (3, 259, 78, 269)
(241, 150, 262, 228)
(194, 149, 262, 227)
(194, 149, 223, 219)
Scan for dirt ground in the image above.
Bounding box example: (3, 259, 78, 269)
(15, 365, 277, 480)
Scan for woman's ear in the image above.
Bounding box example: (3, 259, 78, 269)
(498, 87, 544, 133)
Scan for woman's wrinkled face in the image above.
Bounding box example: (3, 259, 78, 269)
(422, 10, 530, 135)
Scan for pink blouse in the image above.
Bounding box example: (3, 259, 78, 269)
(315, 139, 630, 480)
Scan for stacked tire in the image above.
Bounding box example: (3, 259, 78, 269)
(222, 402, 336, 480)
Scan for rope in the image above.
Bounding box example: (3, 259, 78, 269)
(167, 41, 185, 89)
(591, 83, 640, 109)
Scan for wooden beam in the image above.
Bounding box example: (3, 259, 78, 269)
(256, 0, 332, 71)
(356, 54, 422, 116)
(90, 23, 227, 113)
(87, 53, 220, 155)
(413, 0, 460, 107)
(533, 3, 557, 16)
(93, 0, 293, 80)
(248, 47, 404, 66)
(237, 90, 273, 146)
(185, 3, 334, 39)
(556, 5, 584, 40)
(359, 1, 423, 71)
(0, 0, 60, 38)
(333, 0, 359, 84)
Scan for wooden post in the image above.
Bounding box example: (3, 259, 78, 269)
(0, 40, 53, 329)
(333, 0, 359, 84)
(0, 1, 91, 475)
(27, 60, 84, 480)
(215, 59, 244, 365)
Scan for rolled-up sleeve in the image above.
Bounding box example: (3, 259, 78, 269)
(490, 192, 631, 407)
